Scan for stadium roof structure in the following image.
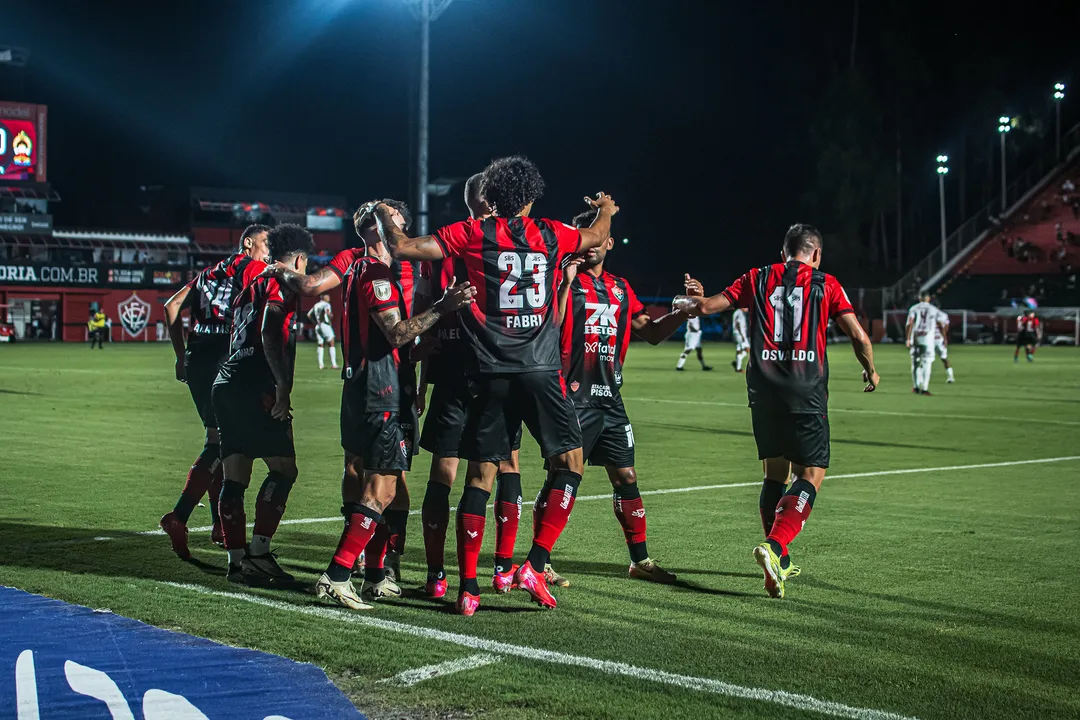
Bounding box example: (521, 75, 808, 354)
(0, 184, 61, 201)
(190, 186, 347, 216)
(3, 229, 190, 251)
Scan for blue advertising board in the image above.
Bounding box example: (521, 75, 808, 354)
(0, 586, 364, 719)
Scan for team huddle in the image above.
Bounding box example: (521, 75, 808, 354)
(160, 155, 881, 612)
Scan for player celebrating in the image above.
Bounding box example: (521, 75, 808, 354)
(159, 224, 270, 559)
(545, 208, 697, 585)
(934, 306, 955, 383)
(675, 315, 712, 371)
(416, 174, 525, 600)
(212, 224, 314, 586)
(306, 202, 474, 610)
(906, 293, 944, 395)
(731, 307, 749, 372)
(680, 224, 879, 599)
(374, 155, 617, 615)
(1015, 309, 1041, 363)
(308, 293, 338, 370)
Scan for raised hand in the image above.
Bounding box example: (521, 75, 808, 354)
(683, 273, 704, 297)
(563, 254, 586, 284)
(584, 192, 619, 216)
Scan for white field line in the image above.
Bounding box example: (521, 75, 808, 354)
(164, 581, 918, 720)
(132, 455, 1080, 538)
(633, 396, 1080, 427)
(378, 653, 501, 687)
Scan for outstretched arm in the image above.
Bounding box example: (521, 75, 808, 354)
(835, 312, 879, 392)
(277, 265, 342, 297)
(631, 309, 691, 344)
(373, 205, 446, 262)
(164, 284, 194, 382)
(577, 194, 619, 251)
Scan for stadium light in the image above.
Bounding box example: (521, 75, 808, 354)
(402, 0, 457, 236)
(621, 238, 629, 245)
(936, 154, 949, 263)
(1053, 83, 1066, 161)
(997, 116, 1011, 212)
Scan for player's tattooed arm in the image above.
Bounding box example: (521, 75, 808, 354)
(164, 284, 192, 382)
(372, 279, 476, 348)
(836, 312, 880, 392)
(373, 204, 445, 262)
(262, 304, 294, 419)
(577, 193, 619, 250)
(273, 265, 341, 297)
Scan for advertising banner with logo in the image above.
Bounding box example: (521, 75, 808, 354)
(0, 586, 365, 719)
(0, 213, 52, 233)
(0, 101, 47, 182)
(0, 262, 189, 290)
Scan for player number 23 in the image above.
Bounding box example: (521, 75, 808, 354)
(768, 286, 804, 342)
(498, 252, 547, 310)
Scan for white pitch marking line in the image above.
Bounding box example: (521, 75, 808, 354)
(163, 582, 918, 720)
(378, 653, 501, 687)
(132, 455, 1080, 537)
(633, 396, 1080, 427)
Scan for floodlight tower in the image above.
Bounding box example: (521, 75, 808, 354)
(404, 0, 456, 236)
(1054, 83, 1066, 162)
(997, 116, 1011, 213)
(936, 155, 949, 263)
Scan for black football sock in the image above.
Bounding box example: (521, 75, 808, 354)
(759, 478, 786, 536)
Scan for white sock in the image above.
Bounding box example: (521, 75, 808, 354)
(947, 367, 954, 380)
(329, 346, 337, 367)
(249, 534, 271, 556)
(676, 353, 688, 369)
(317, 346, 325, 369)
(227, 548, 245, 567)
(920, 360, 933, 391)
(736, 351, 747, 371)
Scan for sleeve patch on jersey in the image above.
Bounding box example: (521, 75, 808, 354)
(372, 279, 393, 302)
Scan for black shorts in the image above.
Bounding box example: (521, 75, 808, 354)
(420, 377, 521, 457)
(579, 401, 636, 468)
(212, 379, 295, 460)
(185, 352, 227, 428)
(461, 371, 581, 463)
(750, 398, 830, 469)
(341, 381, 417, 473)
(1016, 331, 1036, 347)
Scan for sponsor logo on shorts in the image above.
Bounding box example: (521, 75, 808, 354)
(570, 381, 580, 392)
(760, 349, 816, 362)
(590, 384, 612, 397)
(613, 370, 622, 385)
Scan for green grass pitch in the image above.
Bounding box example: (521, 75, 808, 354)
(1, 341, 1078, 720)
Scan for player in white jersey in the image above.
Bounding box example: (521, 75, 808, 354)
(676, 315, 713, 371)
(905, 293, 945, 395)
(730, 308, 749, 373)
(933, 307, 955, 383)
(307, 293, 338, 370)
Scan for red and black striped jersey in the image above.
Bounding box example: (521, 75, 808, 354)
(339, 254, 415, 412)
(721, 260, 853, 413)
(216, 259, 298, 386)
(1017, 315, 1041, 333)
(186, 253, 253, 353)
(560, 271, 645, 407)
(420, 256, 471, 385)
(433, 216, 581, 374)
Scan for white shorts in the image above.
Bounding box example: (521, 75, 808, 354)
(934, 340, 947, 359)
(910, 341, 934, 362)
(734, 334, 749, 352)
(684, 332, 702, 351)
(315, 323, 335, 344)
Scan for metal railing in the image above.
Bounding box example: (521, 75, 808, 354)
(882, 122, 1080, 309)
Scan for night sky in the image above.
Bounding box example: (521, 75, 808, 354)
(5, 0, 1079, 295)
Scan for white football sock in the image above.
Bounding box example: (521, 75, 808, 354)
(317, 346, 325, 369)
(227, 548, 245, 567)
(736, 351, 747, 371)
(676, 353, 688, 369)
(947, 367, 954, 380)
(329, 346, 337, 367)
(249, 534, 271, 556)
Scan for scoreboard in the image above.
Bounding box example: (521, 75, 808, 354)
(0, 101, 47, 183)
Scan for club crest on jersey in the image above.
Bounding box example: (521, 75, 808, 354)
(118, 293, 151, 337)
(612, 286, 624, 301)
(372, 279, 393, 302)
(570, 381, 580, 393)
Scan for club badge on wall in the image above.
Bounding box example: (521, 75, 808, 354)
(118, 293, 151, 337)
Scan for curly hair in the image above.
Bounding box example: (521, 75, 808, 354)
(353, 198, 412, 237)
(479, 155, 545, 217)
(266, 223, 315, 260)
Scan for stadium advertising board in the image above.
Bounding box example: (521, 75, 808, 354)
(0, 262, 189, 289)
(0, 212, 52, 233)
(0, 101, 47, 182)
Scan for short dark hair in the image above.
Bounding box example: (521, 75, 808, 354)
(480, 155, 545, 217)
(353, 198, 411, 237)
(266, 223, 314, 260)
(238, 223, 271, 251)
(464, 173, 484, 205)
(572, 208, 598, 228)
(783, 223, 823, 258)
